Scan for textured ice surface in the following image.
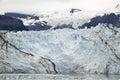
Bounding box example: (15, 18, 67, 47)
(1, 24, 120, 74)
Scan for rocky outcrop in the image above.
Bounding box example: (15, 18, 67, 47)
(0, 15, 28, 31)
(70, 8, 81, 13)
(53, 24, 74, 30)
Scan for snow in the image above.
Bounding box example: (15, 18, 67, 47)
(19, 4, 120, 29)
(19, 9, 97, 29)
(19, 18, 36, 26)
(96, 4, 120, 16)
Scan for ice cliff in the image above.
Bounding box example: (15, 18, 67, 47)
(0, 24, 120, 74)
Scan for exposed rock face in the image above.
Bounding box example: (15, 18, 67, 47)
(0, 15, 28, 31)
(70, 8, 81, 13)
(79, 13, 120, 28)
(53, 24, 74, 30)
(0, 24, 120, 74)
(115, 4, 119, 8)
(5, 13, 52, 31)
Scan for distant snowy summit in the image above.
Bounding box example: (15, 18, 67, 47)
(70, 8, 81, 13)
(0, 5, 120, 31)
(115, 4, 119, 8)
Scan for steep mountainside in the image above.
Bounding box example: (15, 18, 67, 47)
(79, 13, 120, 28)
(0, 15, 28, 31)
(0, 4, 119, 31)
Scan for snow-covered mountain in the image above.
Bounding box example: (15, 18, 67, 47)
(4, 8, 97, 30)
(3, 4, 120, 31)
(79, 5, 120, 29)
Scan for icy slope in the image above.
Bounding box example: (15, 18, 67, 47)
(1, 24, 120, 74)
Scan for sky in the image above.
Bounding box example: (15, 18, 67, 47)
(0, 0, 119, 13)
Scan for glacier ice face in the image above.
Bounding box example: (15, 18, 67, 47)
(0, 24, 120, 74)
(0, 32, 57, 74)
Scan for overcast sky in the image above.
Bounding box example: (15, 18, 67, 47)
(0, 0, 119, 13)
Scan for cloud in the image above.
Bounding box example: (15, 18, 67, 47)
(70, 0, 119, 10)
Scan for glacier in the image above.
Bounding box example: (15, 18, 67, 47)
(0, 24, 120, 74)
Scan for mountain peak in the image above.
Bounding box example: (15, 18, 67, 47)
(70, 8, 81, 13)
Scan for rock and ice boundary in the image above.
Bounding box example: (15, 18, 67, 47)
(0, 24, 120, 74)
